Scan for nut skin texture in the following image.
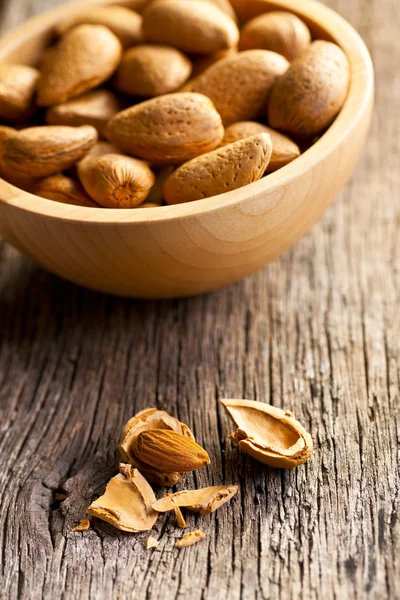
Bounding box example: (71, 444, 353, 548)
(106, 92, 224, 165)
(0, 125, 15, 142)
(46, 89, 123, 136)
(228, 0, 274, 23)
(239, 11, 311, 61)
(132, 429, 210, 472)
(55, 6, 144, 49)
(0, 125, 98, 180)
(192, 50, 289, 126)
(0, 64, 39, 121)
(31, 174, 98, 207)
(221, 121, 300, 172)
(78, 153, 155, 208)
(37, 25, 122, 107)
(163, 133, 272, 205)
(114, 45, 192, 97)
(142, 0, 239, 55)
(268, 40, 350, 138)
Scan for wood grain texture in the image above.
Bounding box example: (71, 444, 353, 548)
(0, 0, 399, 599)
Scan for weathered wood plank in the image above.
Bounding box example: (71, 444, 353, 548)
(0, 0, 399, 599)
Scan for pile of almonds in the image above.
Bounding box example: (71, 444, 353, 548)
(73, 400, 312, 548)
(0, 0, 350, 209)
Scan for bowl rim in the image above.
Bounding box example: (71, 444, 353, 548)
(0, 0, 374, 225)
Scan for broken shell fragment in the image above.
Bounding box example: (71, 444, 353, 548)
(221, 399, 313, 468)
(86, 464, 158, 532)
(119, 408, 198, 486)
(176, 530, 205, 549)
(145, 536, 159, 549)
(72, 518, 91, 532)
(153, 485, 238, 515)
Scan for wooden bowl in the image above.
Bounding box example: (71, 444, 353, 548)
(0, 0, 374, 298)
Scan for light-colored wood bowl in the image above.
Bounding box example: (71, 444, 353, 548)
(0, 0, 374, 298)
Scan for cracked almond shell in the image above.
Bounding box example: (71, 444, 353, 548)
(37, 25, 122, 106)
(31, 174, 98, 207)
(114, 45, 192, 97)
(163, 133, 272, 205)
(78, 153, 155, 208)
(268, 40, 350, 138)
(192, 49, 289, 126)
(153, 485, 238, 515)
(239, 11, 311, 60)
(0, 64, 39, 122)
(142, 0, 239, 55)
(87, 464, 158, 532)
(0, 125, 97, 180)
(221, 121, 300, 172)
(221, 399, 313, 468)
(176, 530, 205, 548)
(106, 93, 224, 165)
(46, 89, 123, 136)
(55, 6, 144, 49)
(119, 407, 197, 486)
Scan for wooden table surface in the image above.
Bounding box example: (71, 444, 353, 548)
(0, 1, 399, 599)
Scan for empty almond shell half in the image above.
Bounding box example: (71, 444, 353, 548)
(221, 399, 313, 468)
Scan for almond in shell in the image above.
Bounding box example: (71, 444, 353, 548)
(114, 45, 192, 97)
(55, 6, 144, 49)
(37, 25, 122, 106)
(192, 49, 289, 125)
(221, 121, 300, 172)
(0, 125, 97, 180)
(78, 153, 155, 208)
(31, 173, 98, 207)
(0, 64, 39, 121)
(239, 11, 311, 60)
(163, 132, 272, 204)
(142, 0, 239, 55)
(106, 92, 224, 165)
(0, 125, 15, 142)
(46, 89, 123, 136)
(268, 40, 350, 138)
(119, 408, 199, 486)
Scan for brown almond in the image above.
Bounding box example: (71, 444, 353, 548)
(46, 89, 123, 136)
(0, 125, 15, 142)
(163, 133, 272, 204)
(142, 0, 239, 55)
(0, 64, 39, 121)
(119, 407, 196, 486)
(191, 48, 237, 78)
(132, 429, 210, 473)
(87, 464, 158, 532)
(144, 166, 174, 206)
(193, 49, 289, 126)
(221, 399, 313, 468)
(31, 174, 98, 207)
(221, 121, 300, 172)
(55, 6, 144, 49)
(0, 125, 98, 180)
(85, 141, 122, 158)
(114, 45, 192, 97)
(106, 92, 224, 165)
(228, 0, 271, 23)
(239, 11, 311, 60)
(78, 153, 155, 208)
(37, 25, 122, 106)
(268, 40, 350, 138)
